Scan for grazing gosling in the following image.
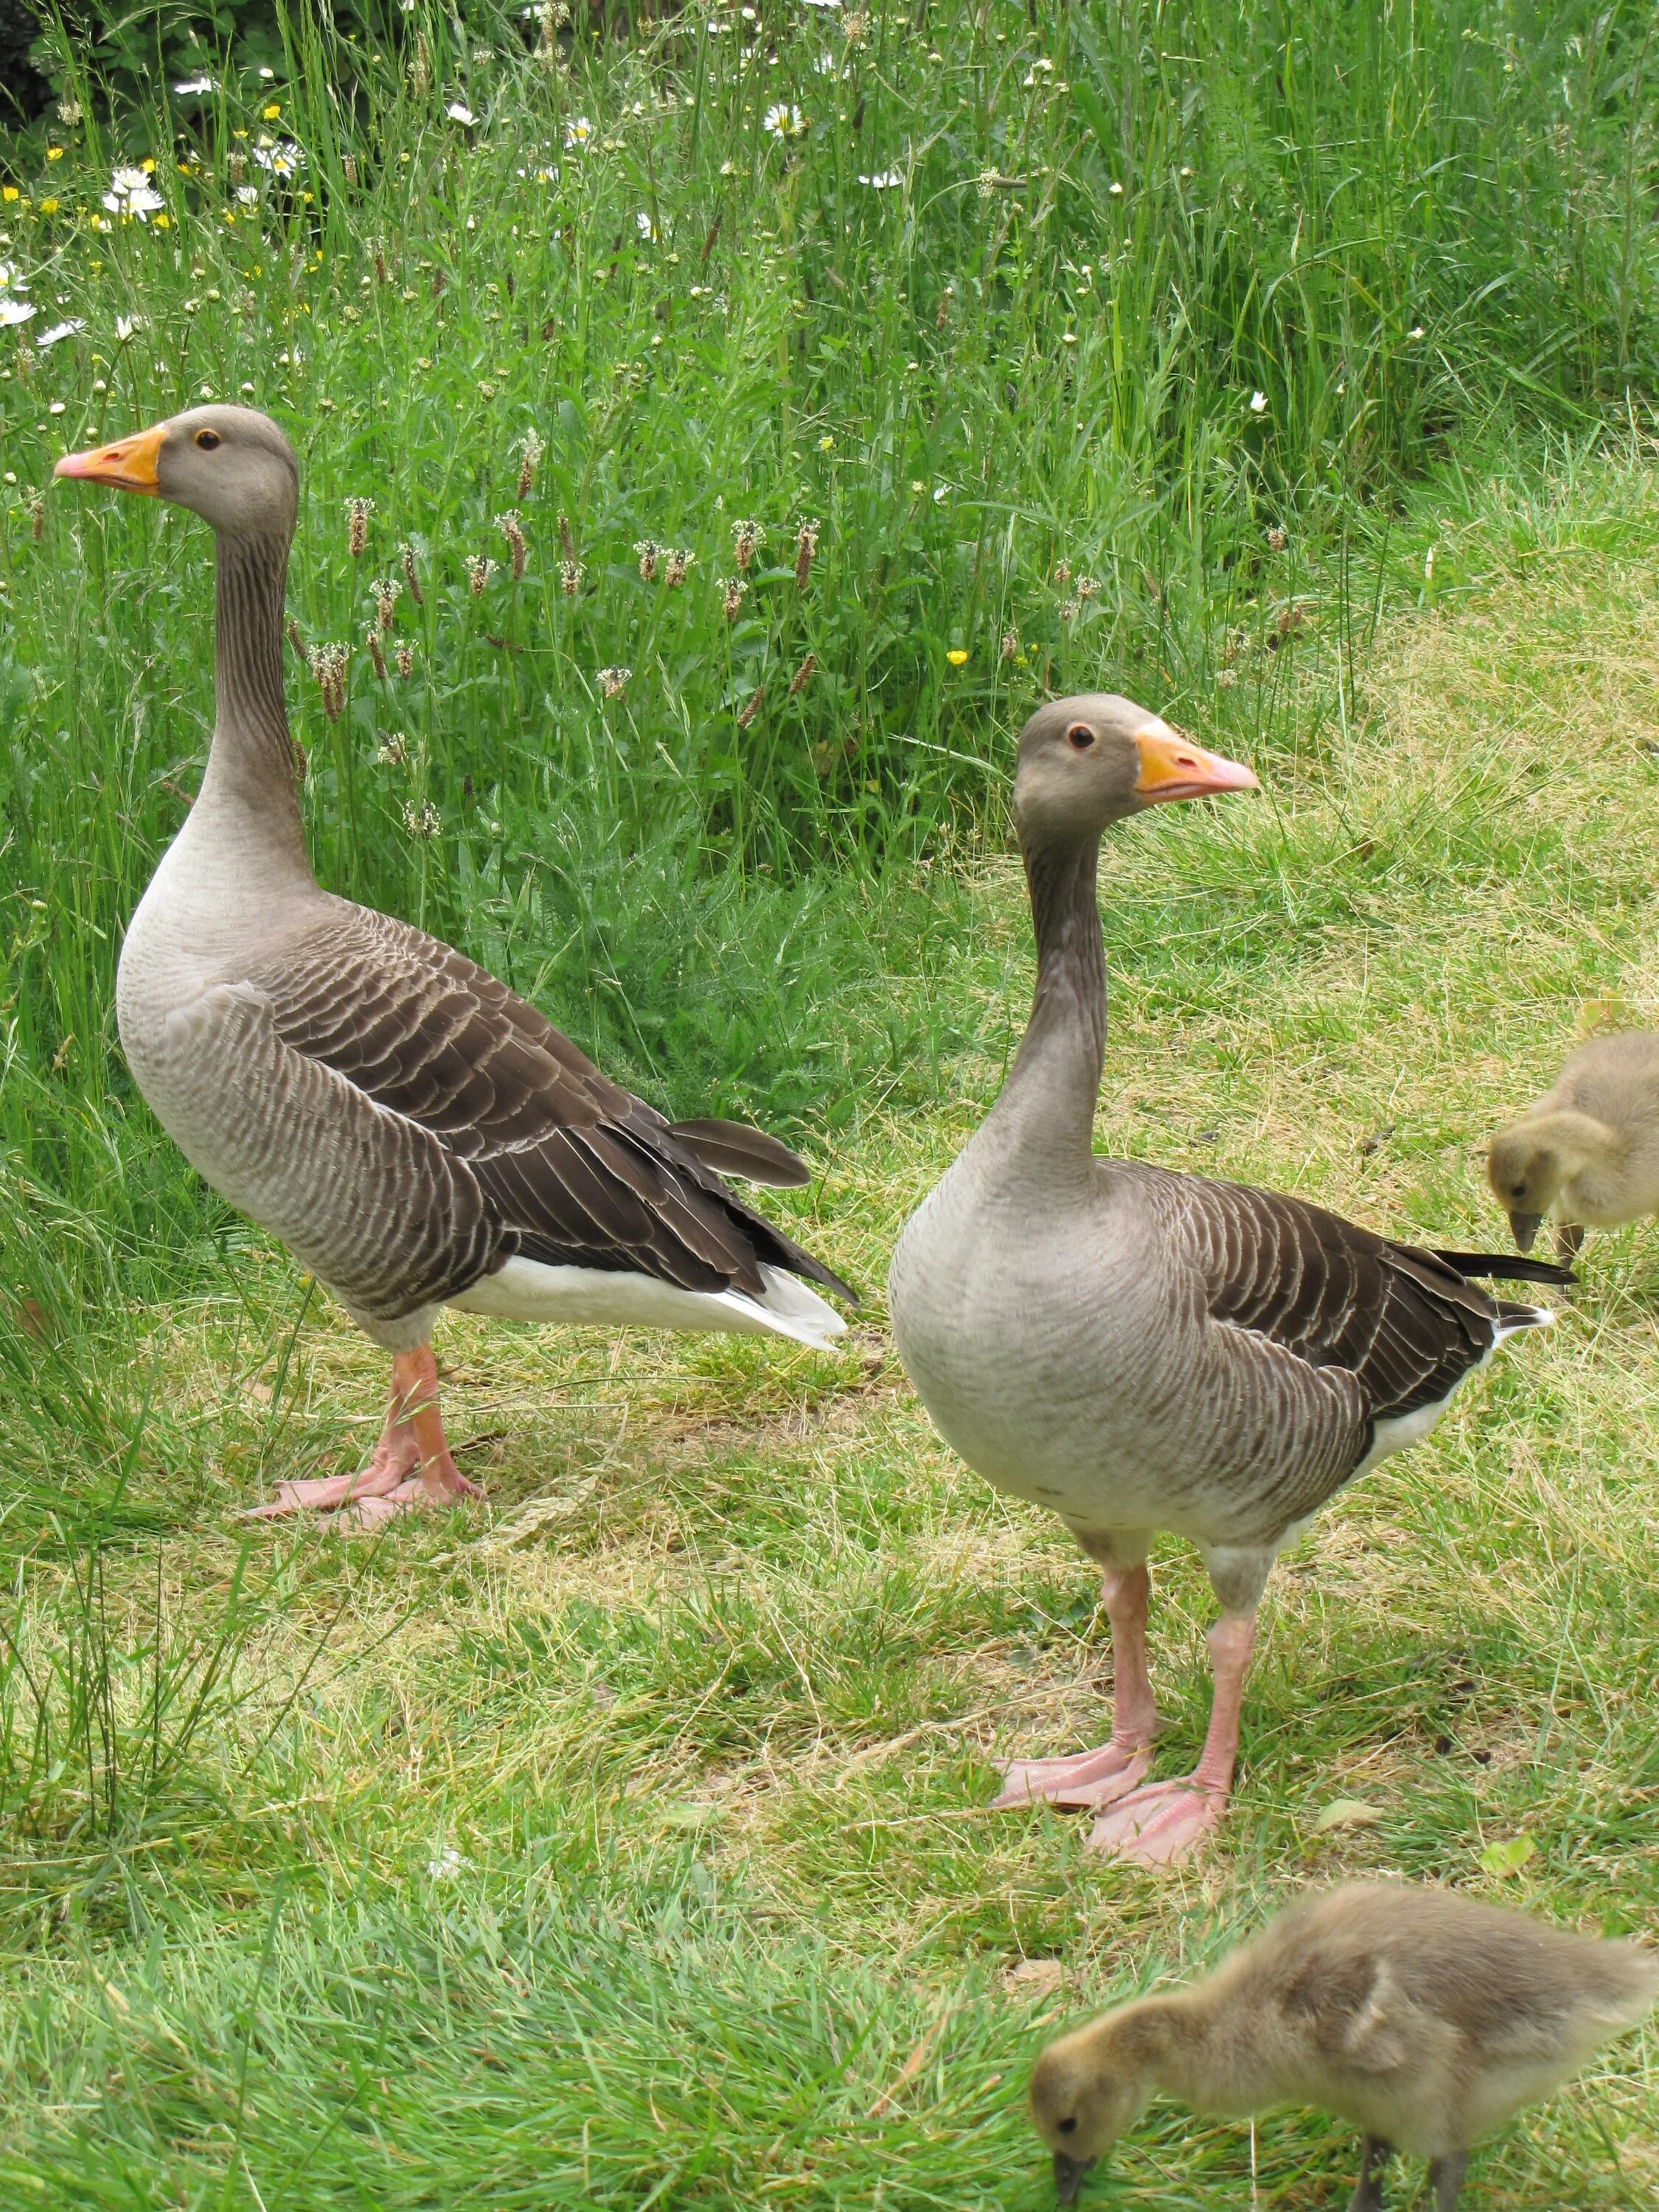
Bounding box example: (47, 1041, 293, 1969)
(1487, 1032, 1659, 1263)
(1029, 1882, 1657, 2210)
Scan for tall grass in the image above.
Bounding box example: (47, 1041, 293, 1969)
(2, 2, 1654, 1239)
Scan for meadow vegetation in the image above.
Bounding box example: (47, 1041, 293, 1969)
(1, 2, 1657, 2205)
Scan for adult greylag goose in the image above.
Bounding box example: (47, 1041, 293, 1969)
(56, 408, 853, 1523)
(1029, 1882, 1658, 2208)
(1487, 1031, 1659, 1263)
(886, 695, 1570, 1866)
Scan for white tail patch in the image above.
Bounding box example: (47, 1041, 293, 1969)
(1493, 1304, 1554, 1344)
(448, 1255, 846, 1350)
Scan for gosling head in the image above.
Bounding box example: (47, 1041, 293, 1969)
(1013, 693, 1258, 847)
(1029, 2018, 1156, 2205)
(55, 405, 299, 540)
(1486, 1124, 1565, 1253)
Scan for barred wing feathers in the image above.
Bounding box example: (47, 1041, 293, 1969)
(246, 903, 853, 1317)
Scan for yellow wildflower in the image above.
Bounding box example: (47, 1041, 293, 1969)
(946, 650, 968, 666)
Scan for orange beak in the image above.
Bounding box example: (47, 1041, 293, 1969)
(1133, 725, 1259, 804)
(53, 420, 167, 496)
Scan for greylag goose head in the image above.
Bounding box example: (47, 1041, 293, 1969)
(1029, 1882, 1658, 2208)
(56, 403, 298, 534)
(888, 692, 1570, 1868)
(1013, 694, 1259, 846)
(55, 406, 855, 1526)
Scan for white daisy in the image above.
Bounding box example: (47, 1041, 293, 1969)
(173, 77, 215, 96)
(762, 102, 806, 139)
(1248, 390, 1267, 413)
(114, 313, 142, 342)
(564, 115, 594, 148)
(102, 167, 165, 220)
(235, 186, 260, 207)
(858, 170, 902, 189)
(445, 101, 476, 125)
(38, 319, 85, 347)
(0, 298, 35, 329)
(251, 141, 304, 177)
(636, 210, 657, 239)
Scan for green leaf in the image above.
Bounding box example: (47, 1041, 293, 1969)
(1312, 1798, 1384, 1833)
(1478, 1834, 1537, 1877)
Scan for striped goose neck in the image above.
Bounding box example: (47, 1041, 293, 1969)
(983, 828, 1106, 1169)
(195, 524, 307, 868)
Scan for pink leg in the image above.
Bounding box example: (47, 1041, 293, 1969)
(242, 1347, 480, 1523)
(1084, 1612, 1256, 1866)
(993, 1566, 1161, 1811)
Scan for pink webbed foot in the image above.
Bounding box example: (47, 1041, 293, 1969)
(1083, 1776, 1227, 1867)
(345, 1464, 480, 1528)
(242, 1345, 481, 1525)
(240, 1439, 417, 1520)
(992, 1741, 1153, 1812)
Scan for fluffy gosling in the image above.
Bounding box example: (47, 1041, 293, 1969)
(1487, 1032, 1659, 1262)
(1029, 1882, 1656, 2210)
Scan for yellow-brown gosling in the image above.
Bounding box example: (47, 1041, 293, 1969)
(1029, 1882, 1657, 2208)
(1487, 1032, 1659, 1264)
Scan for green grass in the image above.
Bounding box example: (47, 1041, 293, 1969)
(2, 4, 1659, 2207)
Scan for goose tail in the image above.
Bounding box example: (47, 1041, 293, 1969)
(1432, 1249, 1576, 1287)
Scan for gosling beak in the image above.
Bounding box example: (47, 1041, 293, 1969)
(54, 420, 167, 496)
(1508, 1211, 1543, 1253)
(1052, 2150, 1098, 2205)
(1133, 725, 1259, 804)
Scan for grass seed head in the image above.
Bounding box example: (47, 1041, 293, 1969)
(736, 682, 766, 728)
(664, 546, 694, 588)
(557, 512, 577, 563)
(369, 577, 401, 632)
(495, 510, 527, 579)
(794, 518, 819, 589)
(465, 553, 497, 596)
(1060, 596, 1079, 622)
(1267, 524, 1288, 552)
(394, 641, 414, 678)
(1001, 629, 1020, 660)
(1077, 574, 1099, 599)
(398, 541, 423, 604)
(731, 518, 765, 571)
(370, 237, 387, 283)
(516, 428, 543, 499)
(376, 728, 408, 766)
(402, 799, 441, 838)
(558, 557, 584, 597)
(308, 641, 350, 720)
(597, 664, 631, 699)
(788, 652, 816, 696)
(345, 496, 374, 557)
(366, 626, 388, 681)
(719, 575, 748, 621)
(1054, 559, 1071, 587)
(634, 538, 662, 582)
(27, 496, 44, 541)
(286, 616, 307, 661)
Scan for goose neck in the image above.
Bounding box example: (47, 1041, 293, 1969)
(983, 828, 1106, 1173)
(194, 524, 308, 872)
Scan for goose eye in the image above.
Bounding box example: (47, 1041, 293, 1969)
(195, 428, 222, 451)
(1058, 2116, 1078, 2135)
(1065, 722, 1096, 751)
